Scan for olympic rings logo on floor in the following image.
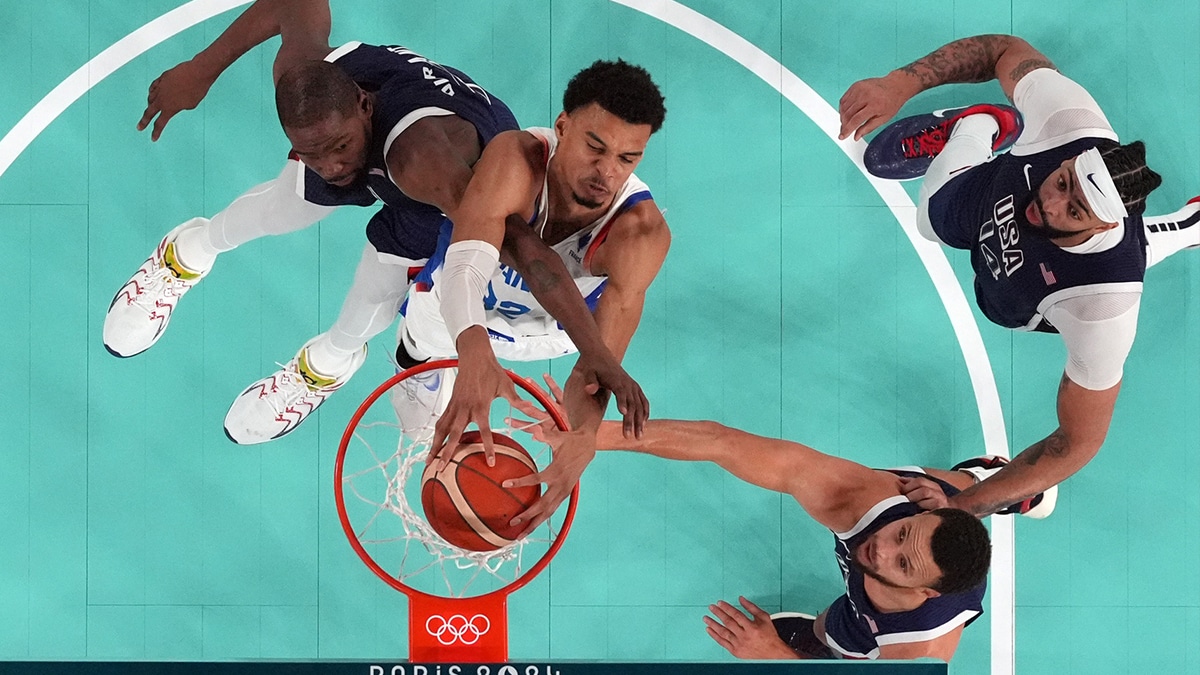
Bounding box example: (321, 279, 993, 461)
(425, 614, 491, 645)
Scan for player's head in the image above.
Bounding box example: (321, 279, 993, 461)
(275, 61, 374, 187)
(852, 509, 990, 596)
(1025, 140, 1162, 240)
(552, 59, 666, 209)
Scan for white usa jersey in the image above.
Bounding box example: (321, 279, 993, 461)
(403, 126, 654, 361)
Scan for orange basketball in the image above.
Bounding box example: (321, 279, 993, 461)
(420, 431, 541, 551)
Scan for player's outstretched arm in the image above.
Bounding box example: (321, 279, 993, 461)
(427, 131, 542, 466)
(500, 217, 649, 436)
(504, 202, 668, 533)
(950, 373, 1119, 517)
(838, 34, 1055, 140)
(138, 0, 331, 141)
(593, 417, 894, 533)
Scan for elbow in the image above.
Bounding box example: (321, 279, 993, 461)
(695, 421, 734, 449)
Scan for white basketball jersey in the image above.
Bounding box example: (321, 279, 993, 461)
(403, 127, 654, 361)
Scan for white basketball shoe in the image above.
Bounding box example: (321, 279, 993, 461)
(224, 334, 367, 445)
(103, 219, 212, 358)
(391, 366, 455, 443)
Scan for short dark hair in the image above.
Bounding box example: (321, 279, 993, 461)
(275, 61, 361, 130)
(563, 59, 666, 133)
(1096, 140, 1162, 216)
(927, 508, 991, 595)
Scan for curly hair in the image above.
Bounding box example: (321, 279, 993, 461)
(275, 61, 361, 130)
(563, 59, 666, 133)
(927, 508, 991, 595)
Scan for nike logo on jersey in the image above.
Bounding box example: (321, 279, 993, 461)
(1023, 164, 1034, 190)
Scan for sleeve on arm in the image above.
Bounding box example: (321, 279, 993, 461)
(1045, 293, 1141, 391)
(1010, 69, 1118, 155)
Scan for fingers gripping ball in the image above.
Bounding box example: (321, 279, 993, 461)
(420, 431, 541, 551)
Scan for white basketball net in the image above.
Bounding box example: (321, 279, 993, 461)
(339, 369, 566, 599)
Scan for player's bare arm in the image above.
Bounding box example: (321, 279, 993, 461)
(500, 216, 650, 437)
(139, 0, 332, 140)
(428, 131, 544, 464)
(399, 127, 649, 448)
(592, 415, 900, 534)
(951, 373, 1119, 517)
(839, 34, 1056, 140)
(385, 115, 484, 222)
(505, 200, 669, 533)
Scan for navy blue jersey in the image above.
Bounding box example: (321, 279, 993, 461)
(822, 471, 985, 659)
(302, 42, 519, 260)
(926, 138, 1147, 331)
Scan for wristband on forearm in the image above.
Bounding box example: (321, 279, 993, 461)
(440, 239, 500, 341)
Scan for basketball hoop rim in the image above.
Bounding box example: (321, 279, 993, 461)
(334, 358, 579, 602)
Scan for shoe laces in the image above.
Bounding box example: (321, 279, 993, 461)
(901, 122, 951, 159)
(128, 257, 194, 308)
(267, 360, 323, 408)
(400, 370, 441, 401)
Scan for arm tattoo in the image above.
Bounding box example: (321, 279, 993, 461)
(522, 258, 563, 293)
(1009, 58, 1056, 83)
(899, 34, 1008, 88)
(970, 497, 1019, 518)
(965, 427, 1070, 516)
(1016, 428, 1070, 468)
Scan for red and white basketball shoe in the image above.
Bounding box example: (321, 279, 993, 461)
(951, 455, 1058, 519)
(223, 334, 367, 445)
(103, 219, 212, 357)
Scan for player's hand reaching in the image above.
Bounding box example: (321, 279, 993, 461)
(899, 475, 952, 511)
(573, 351, 648, 438)
(503, 426, 594, 536)
(503, 374, 592, 535)
(505, 373, 567, 443)
(838, 72, 920, 141)
(138, 60, 218, 141)
(705, 597, 800, 660)
(430, 329, 520, 469)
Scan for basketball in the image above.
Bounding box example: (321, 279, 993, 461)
(420, 430, 542, 551)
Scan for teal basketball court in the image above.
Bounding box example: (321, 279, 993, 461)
(1, 1, 1198, 673)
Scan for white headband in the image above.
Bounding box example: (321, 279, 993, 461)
(1074, 147, 1128, 224)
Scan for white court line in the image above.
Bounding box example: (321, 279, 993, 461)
(610, 1, 1016, 673)
(0, 0, 1014, 671)
(0, 0, 251, 178)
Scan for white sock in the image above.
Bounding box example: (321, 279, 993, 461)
(304, 333, 360, 376)
(953, 113, 1001, 146)
(171, 218, 219, 272)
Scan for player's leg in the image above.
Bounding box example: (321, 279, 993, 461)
(103, 160, 335, 357)
(391, 284, 459, 442)
(1143, 196, 1200, 269)
(915, 114, 1002, 243)
(223, 239, 420, 444)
